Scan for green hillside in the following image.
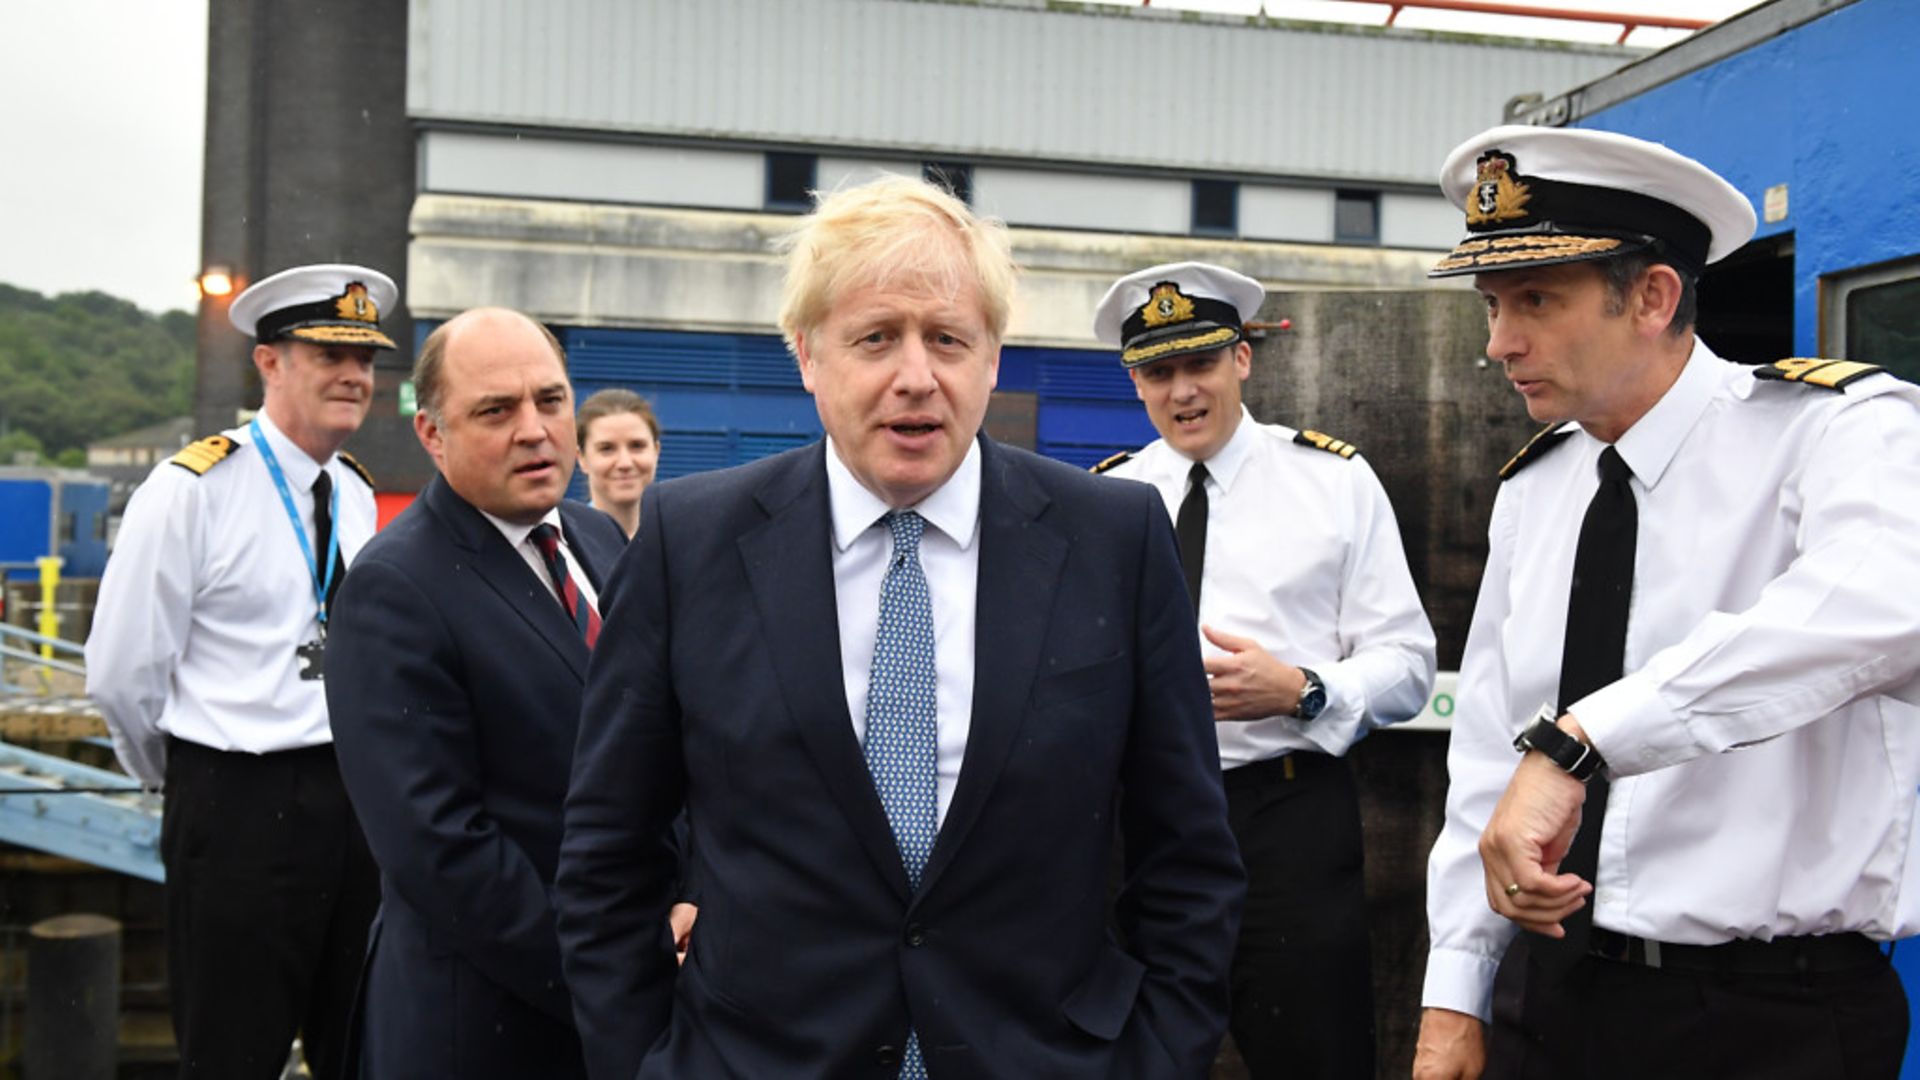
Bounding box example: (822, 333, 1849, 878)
(0, 284, 194, 465)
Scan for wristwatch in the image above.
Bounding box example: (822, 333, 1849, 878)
(1292, 668, 1327, 721)
(1512, 705, 1607, 782)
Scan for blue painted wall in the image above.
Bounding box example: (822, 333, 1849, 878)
(0, 475, 110, 580)
(1581, 3, 1920, 1072)
(1577, 0, 1920, 357)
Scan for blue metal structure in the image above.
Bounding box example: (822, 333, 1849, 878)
(0, 468, 111, 580)
(0, 623, 163, 881)
(1551, 0, 1919, 368)
(0, 740, 161, 883)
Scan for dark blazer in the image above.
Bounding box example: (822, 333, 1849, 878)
(557, 437, 1245, 1080)
(327, 476, 626, 1079)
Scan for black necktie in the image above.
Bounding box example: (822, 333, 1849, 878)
(1175, 462, 1210, 615)
(1538, 445, 1636, 970)
(312, 471, 347, 614)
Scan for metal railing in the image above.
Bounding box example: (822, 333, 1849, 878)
(0, 622, 163, 881)
(0, 623, 86, 695)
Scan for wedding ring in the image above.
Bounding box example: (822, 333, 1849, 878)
(1504, 882, 1522, 898)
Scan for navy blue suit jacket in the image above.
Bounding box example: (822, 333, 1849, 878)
(328, 476, 626, 1079)
(557, 438, 1245, 1080)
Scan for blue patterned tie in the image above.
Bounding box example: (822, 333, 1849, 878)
(862, 510, 937, 1080)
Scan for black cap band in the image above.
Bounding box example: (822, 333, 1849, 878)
(1120, 293, 1244, 350)
(1473, 175, 1712, 275)
(259, 298, 363, 340)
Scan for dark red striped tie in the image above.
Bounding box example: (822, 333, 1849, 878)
(529, 523, 601, 648)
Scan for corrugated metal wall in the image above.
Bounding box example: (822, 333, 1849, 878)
(408, 0, 1633, 186)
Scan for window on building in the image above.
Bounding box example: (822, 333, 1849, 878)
(765, 152, 816, 212)
(923, 162, 974, 204)
(1822, 255, 1920, 382)
(1191, 179, 1238, 237)
(1335, 190, 1380, 245)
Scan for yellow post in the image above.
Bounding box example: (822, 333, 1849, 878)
(36, 555, 62, 660)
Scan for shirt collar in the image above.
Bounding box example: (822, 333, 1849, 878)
(1160, 405, 1258, 493)
(480, 504, 567, 553)
(824, 436, 982, 553)
(1605, 336, 1723, 490)
(249, 411, 326, 492)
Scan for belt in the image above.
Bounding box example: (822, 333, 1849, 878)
(1223, 750, 1340, 789)
(1588, 926, 1887, 976)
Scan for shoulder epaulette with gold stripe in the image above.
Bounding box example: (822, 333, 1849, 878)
(1089, 450, 1135, 475)
(1753, 357, 1885, 391)
(1499, 424, 1573, 481)
(339, 451, 376, 489)
(169, 435, 237, 476)
(1294, 430, 1359, 459)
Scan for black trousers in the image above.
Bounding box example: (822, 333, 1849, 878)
(1486, 932, 1909, 1080)
(1224, 752, 1375, 1080)
(161, 736, 381, 1080)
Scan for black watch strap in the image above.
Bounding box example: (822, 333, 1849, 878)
(1293, 667, 1327, 721)
(1513, 708, 1606, 783)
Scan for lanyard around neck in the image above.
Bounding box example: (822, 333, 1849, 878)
(249, 418, 339, 625)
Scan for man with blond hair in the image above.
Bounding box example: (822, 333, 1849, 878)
(556, 175, 1245, 1079)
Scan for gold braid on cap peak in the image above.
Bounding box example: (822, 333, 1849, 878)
(1432, 235, 1625, 273)
(1122, 327, 1237, 366)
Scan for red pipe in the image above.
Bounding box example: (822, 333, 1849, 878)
(1363, 0, 1712, 36)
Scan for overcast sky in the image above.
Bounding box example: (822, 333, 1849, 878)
(0, 0, 1762, 316)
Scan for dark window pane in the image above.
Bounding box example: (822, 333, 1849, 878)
(923, 162, 973, 204)
(1192, 179, 1237, 237)
(1846, 274, 1920, 381)
(1335, 190, 1379, 244)
(766, 152, 816, 211)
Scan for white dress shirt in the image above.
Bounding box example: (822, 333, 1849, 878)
(1425, 340, 1920, 1021)
(1109, 408, 1437, 767)
(481, 505, 602, 615)
(825, 436, 980, 826)
(86, 412, 378, 787)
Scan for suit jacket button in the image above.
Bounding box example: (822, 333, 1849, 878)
(905, 924, 927, 947)
(875, 1044, 900, 1066)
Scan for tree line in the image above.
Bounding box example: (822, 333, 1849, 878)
(0, 283, 194, 467)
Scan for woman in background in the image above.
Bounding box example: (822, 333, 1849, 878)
(576, 388, 660, 539)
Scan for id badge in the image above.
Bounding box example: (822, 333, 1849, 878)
(297, 638, 326, 681)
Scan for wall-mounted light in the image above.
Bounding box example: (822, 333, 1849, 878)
(198, 266, 236, 298)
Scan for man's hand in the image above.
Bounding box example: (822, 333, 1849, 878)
(1200, 625, 1306, 722)
(1478, 719, 1593, 935)
(669, 902, 698, 967)
(1412, 1008, 1486, 1080)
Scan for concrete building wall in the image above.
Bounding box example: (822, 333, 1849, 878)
(1380, 191, 1464, 250)
(406, 194, 1459, 348)
(971, 167, 1190, 235)
(420, 130, 765, 209)
(1239, 287, 1527, 1080)
(1242, 186, 1339, 244)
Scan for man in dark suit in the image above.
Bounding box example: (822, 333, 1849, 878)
(556, 175, 1246, 1080)
(326, 307, 627, 1078)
